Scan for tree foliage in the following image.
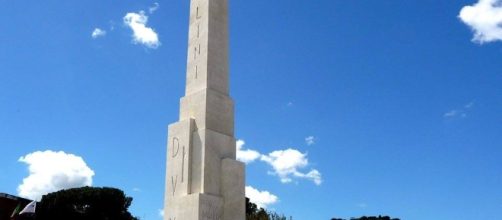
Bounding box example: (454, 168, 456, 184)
(246, 197, 291, 220)
(332, 215, 400, 220)
(36, 186, 138, 220)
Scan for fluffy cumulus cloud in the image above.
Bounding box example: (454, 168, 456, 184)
(236, 139, 322, 185)
(295, 169, 322, 185)
(261, 149, 322, 185)
(17, 150, 95, 201)
(459, 0, 502, 43)
(123, 11, 160, 48)
(245, 186, 278, 209)
(91, 28, 106, 39)
(236, 140, 261, 164)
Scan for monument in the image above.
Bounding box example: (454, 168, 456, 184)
(163, 0, 245, 219)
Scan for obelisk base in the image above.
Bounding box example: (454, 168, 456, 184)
(165, 158, 244, 220)
(166, 193, 222, 220)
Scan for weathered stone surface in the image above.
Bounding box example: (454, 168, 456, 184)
(221, 159, 245, 220)
(164, 0, 244, 219)
(165, 119, 195, 199)
(179, 89, 234, 136)
(165, 193, 223, 220)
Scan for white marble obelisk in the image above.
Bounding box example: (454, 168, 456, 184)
(163, 0, 245, 219)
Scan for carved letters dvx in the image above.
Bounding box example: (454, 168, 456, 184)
(171, 137, 185, 196)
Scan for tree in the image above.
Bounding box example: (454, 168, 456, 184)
(332, 216, 400, 220)
(267, 211, 288, 220)
(350, 216, 399, 220)
(246, 197, 268, 220)
(246, 198, 291, 220)
(36, 186, 138, 220)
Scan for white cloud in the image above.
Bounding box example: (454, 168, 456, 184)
(237, 139, 322, 185)
(459, 0, 502, 43)
(132, 187, 141, 192)
(444, 102, 475, 119)
(149, 3, 160, 14)
(305, 136, 315, 146)
(444, 110, 467, 118)
(245, 186, 278, 209)
(91, 28, 106, 39)
(17, 150, 95, 201)
(158, 209, 164, 218)
(444, 110, 460, 118)
(123, 11, 160, 48)
(295, 169, 322, 185)
(261, 149, 322, 185)
(236, 140, 261, 164)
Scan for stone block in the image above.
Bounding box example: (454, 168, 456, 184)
(179, 89, 234, 136)
(221, 158, 245, 220)
(165, 119, 195, 201)
(165, 193, 223, 220)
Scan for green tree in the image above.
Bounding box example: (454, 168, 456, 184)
(246, 198, 291, 220)
(36, 186, 138, 220)
(268, 211, 288, 220)
(350, 216, 399, 220)
(332, 216, 400, 220)
(246, 197, 268, 220)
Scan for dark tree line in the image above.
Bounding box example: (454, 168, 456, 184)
(332, 216, 400, 220)
(246, 198, 401, 220)
(36, 187, 138, 220)
(24, 186, 400, 220)
(246, 198, 292, 220)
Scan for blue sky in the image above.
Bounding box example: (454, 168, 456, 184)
(1, 0, 502, 219)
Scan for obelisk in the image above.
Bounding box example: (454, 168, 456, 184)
(163, 0, 245, 219)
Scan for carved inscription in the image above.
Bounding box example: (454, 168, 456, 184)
(182, 146, 186, 182)
(196, 7, 202, 19)
(194, 44, 201, 59)
(194, 4, 201, 79)
(172, 137, 180, 157)
(202, 207, 219, 220)
(201, 198, 221, 220)
(171, 175, 177, 196)
(170, 137, 185, 196)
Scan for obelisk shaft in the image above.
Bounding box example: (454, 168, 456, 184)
(180, 0, 234, 137)
(164, 0, 245, 219)
(185, 0, 229, 96)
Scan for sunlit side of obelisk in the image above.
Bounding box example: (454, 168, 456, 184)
(163, 0, 245, 219)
